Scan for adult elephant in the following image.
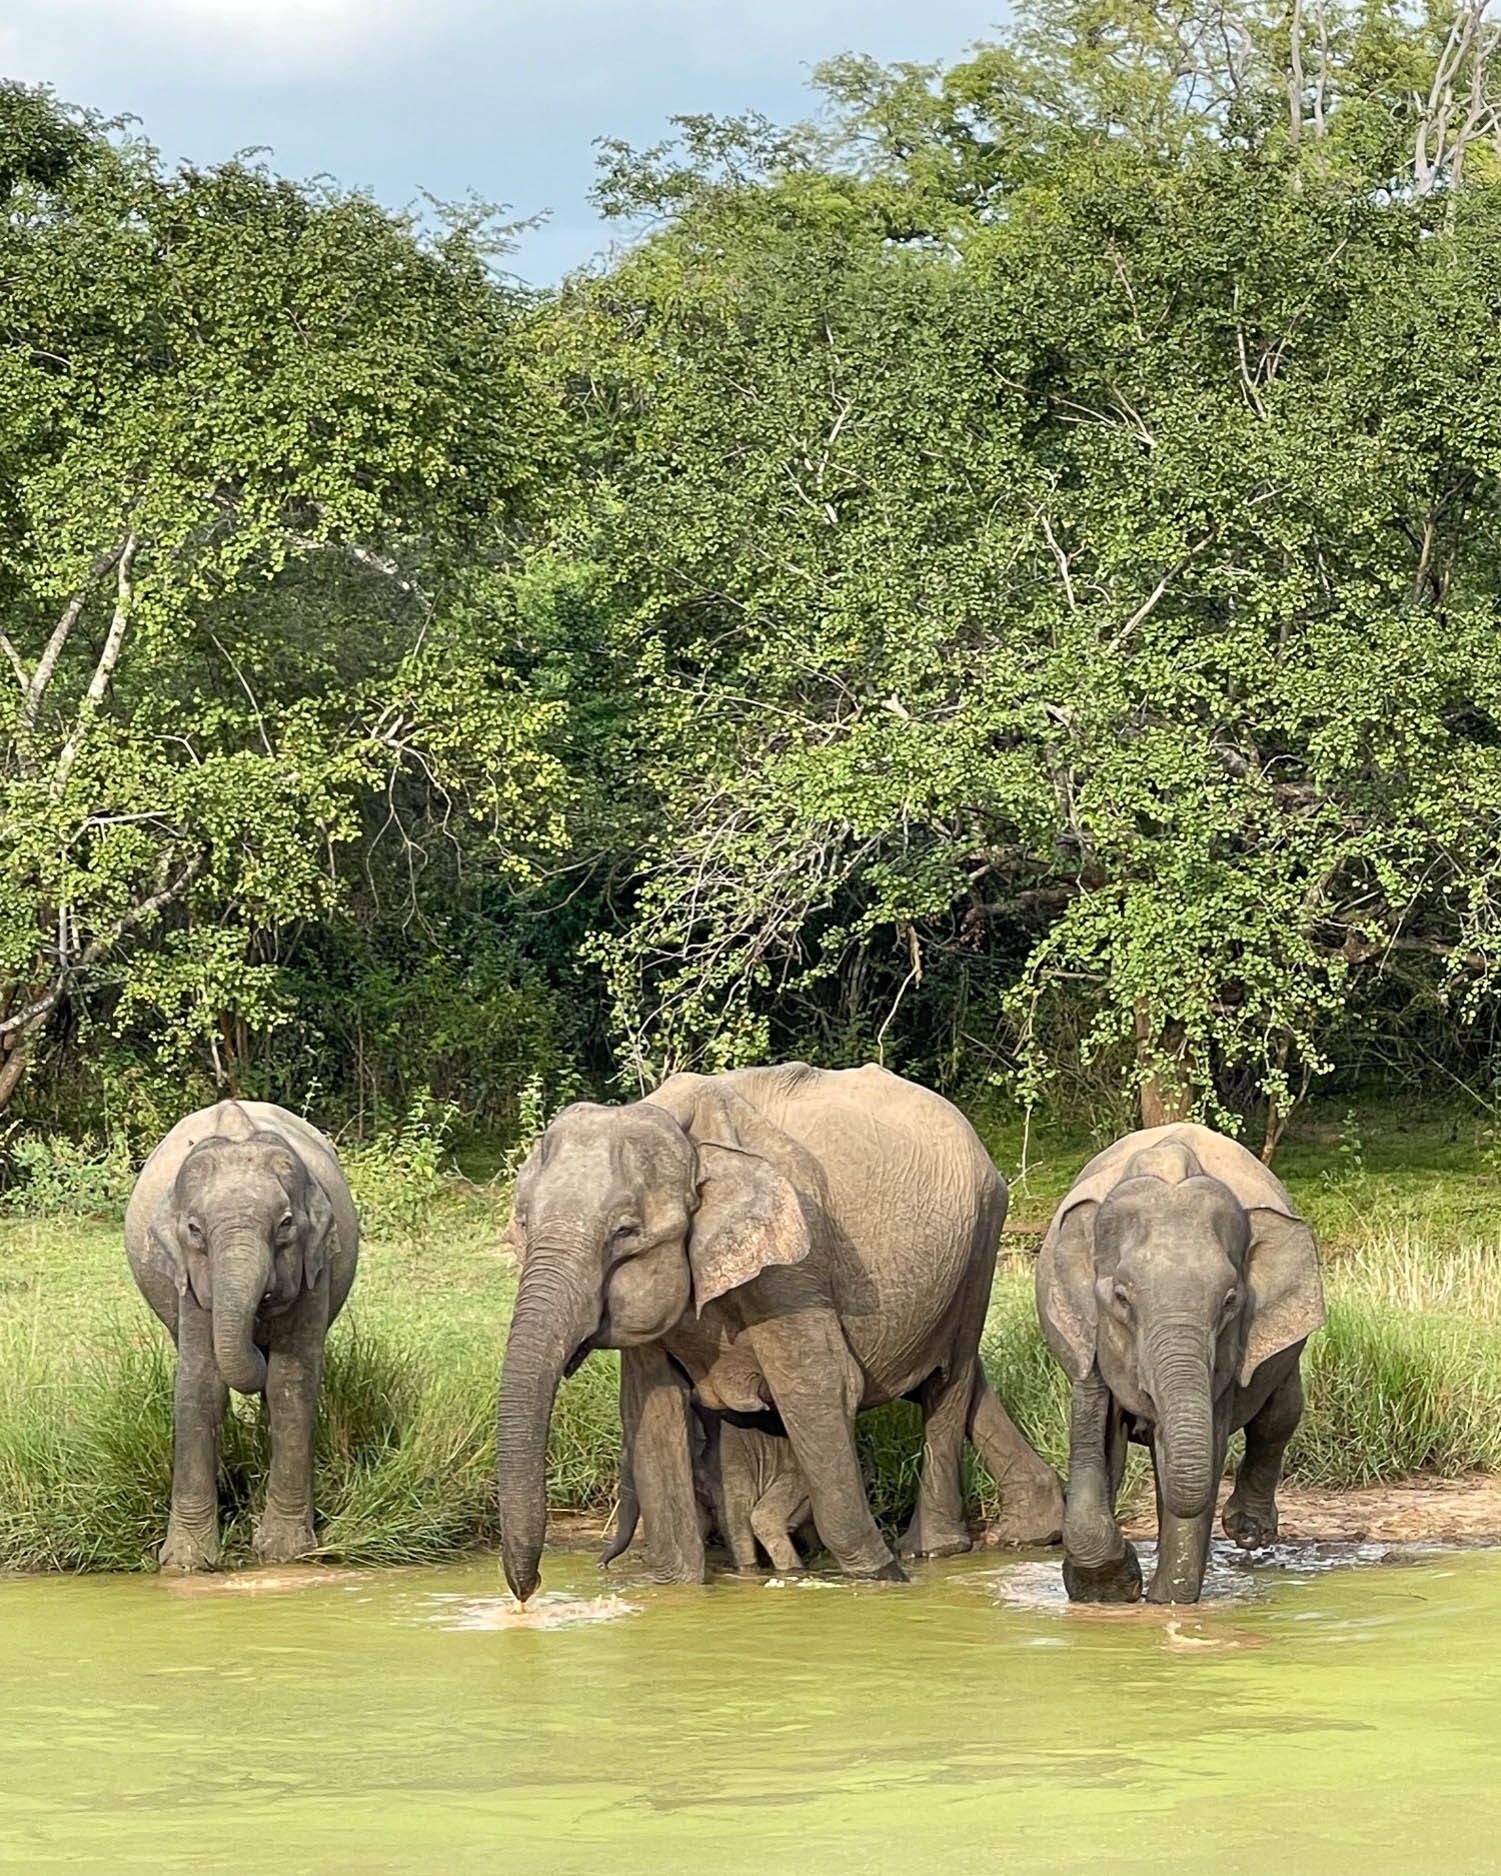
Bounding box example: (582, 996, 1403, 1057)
(497, 1063, 1063, 1600)
(125, 1100, 359, 1571)
(1036, 1123, 1324, 1606)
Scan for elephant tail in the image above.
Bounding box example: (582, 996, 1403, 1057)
(598, 1456, 639, 1569)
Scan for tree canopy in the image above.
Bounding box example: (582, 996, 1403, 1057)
(6, 2, 1501, 1155)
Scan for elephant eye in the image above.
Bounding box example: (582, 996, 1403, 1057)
(1221, 1287, 1240, 1316)
(1111, 1283, 1132, 1315)
(612, 1220, 642, 1248)
(185, 1218, 203, 1245)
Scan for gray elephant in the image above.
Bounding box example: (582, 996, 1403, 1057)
(124, 1100, 359, 1571)
(498, 1062, 1063, 1601)
(602, 1408, 816, 1576)
(709, 1416, 815, 1574)
(1036, 1123, 1323, 1605)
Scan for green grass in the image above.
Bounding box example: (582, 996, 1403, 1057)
(0, 1100, 1497, 1570)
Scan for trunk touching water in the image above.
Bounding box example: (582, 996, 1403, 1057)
(1149, 1327, 1215, 1520)
(210, 1229, 272, 1395)
(496, 1261, 596, 1603)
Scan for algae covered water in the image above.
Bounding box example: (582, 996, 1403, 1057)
(3, 1543, 1499, 1875)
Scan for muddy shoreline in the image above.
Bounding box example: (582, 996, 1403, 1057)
(549, 1473, 1501, 1553)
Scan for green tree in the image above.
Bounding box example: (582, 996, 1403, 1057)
(0, 89, 565, 1116)
(545, 0, 1501, 1147)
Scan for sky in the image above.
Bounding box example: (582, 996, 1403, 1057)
(2, 0, 1009, 282)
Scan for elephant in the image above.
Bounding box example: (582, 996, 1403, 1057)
(124, 1100, 359, 1571)
(497, 1061, 1063, 1601)
(1035, 1122, 1324, 1605)
(709, 1416, 815, 1574)
(602, 1407, 817, 1576)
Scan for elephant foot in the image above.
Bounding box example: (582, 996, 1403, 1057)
(160, 1517, 222, 1574)
(1146, 1570, 1204, 1605)
(252, 1509, 317, 1565)
(1222, 1495, 1278, 1550)
(988, 1474, 1065, 1548)
(898, 1516, 972, 1560)
(1062, 1542, 1143, 1604)
(856, 1556, 909, 1583)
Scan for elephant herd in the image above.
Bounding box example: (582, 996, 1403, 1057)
(123, 1062, 1325, 1606)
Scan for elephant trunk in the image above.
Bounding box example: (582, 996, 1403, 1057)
(209, 1226, 272, 1395)
(497, 1254, 598, 1603)
(1147, 1323, 1215, 1520)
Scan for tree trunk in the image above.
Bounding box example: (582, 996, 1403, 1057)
(1135, 1006, 1193, 1129)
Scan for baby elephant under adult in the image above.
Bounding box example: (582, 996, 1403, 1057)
(1036, 1123, 1324, 1605)
(498, 1062, 1063, 1600)
(124, 1100, 359, 1571)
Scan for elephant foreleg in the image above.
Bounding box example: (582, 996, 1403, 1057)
(1061, 1372, 1141, 1603)
(619, 1345, 705, 1585)
(750, 1311, 905, 1581)
(255, 1322, 325, 1564)
(1223, 1361, 1303, 1550)
(161, 1300, 228, 1573)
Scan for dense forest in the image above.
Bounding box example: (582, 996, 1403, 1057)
(5, 0, 1501, 1167)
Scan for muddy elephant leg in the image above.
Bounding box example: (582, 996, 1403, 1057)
(751, 1490, 805, 1575)
(1061, 1372, 1141, 1603)
(712, 1426, 764, 1572)
(161, 1300, 228, 1573)
(619, 1345, 706, 1584)
(1147, 1419, 1228, 1604)
(1223, 1364, 1302, 1550)
(969, 1376, 1064, 1546)
(254, 1320, 325, 1563)
(749, 1311, 905, 1581)
(899, 1357, 975, 1559)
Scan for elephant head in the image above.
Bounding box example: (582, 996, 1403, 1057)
(148, 1129, 338, 1395)
(1036, 1126, 1323, 1522)
(496, 1077, 812, 1601)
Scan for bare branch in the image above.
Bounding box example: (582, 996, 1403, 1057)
(18, 542, 129, 752)
(52, 534, 138, 795)
(0, 847, 203, 1039)
(0, 632, 28, 695)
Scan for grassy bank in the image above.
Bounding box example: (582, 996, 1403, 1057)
(0, 1103, 1497, 1571)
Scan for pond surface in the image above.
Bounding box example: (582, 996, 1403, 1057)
(3, 1540, 1499, 1874)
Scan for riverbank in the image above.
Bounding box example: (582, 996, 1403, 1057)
(0, 1102, 1497, 1571)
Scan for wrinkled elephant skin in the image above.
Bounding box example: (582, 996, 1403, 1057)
(125, 1100, 359, 1571)
(1036, 1123, 1324, 1605)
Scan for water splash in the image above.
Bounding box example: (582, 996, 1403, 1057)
(426, 1590, 640, 1630)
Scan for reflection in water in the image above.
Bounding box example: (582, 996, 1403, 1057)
(2, 1540, 1500, 1875)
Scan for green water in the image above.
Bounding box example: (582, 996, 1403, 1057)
(3, 1542, 1498, 1875)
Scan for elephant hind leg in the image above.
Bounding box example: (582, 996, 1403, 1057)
(969, 1374, 1064, 1547)
(899, 1357, 975, 1559)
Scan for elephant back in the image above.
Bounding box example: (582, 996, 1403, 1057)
(1048, 1122, 1299, 1240)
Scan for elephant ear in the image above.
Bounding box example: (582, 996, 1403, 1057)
(299, 1171, 338, 1292)
(688, 1143, 810, 1311)
(146, 1193, 194, 1303)
(1035, 1198, 1100, 1383)
(646, 1074, 813, 1311)
(263, 1137, 338, 1293)
(1241, 1209, 1324, 1386)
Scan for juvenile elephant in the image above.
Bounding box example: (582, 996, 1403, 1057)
(498, 1062, 1062, 1600)
(1036, 1123, 1323, 1605)
(710, 1416, 815, 1574)
(125, 1100, 359, 1571)
(602, 1408, 816, 1576)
